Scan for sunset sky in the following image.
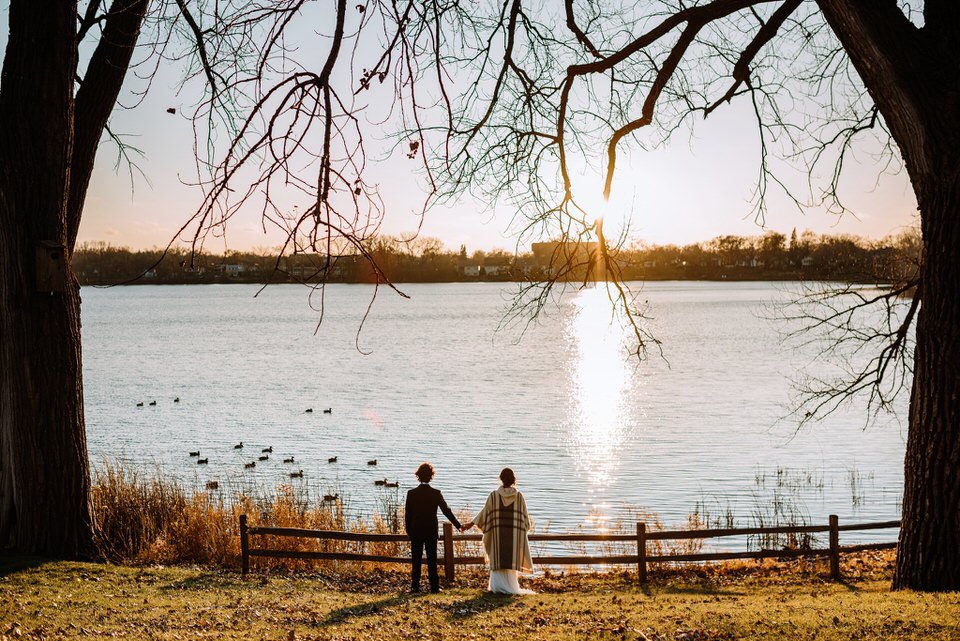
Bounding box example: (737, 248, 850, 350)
(80, 85, 918, 253)
(3, 6, 919, 254)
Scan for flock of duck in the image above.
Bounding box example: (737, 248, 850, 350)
(136, 397, 180, 407)
(139, 398, 399, 498)
(185, 435, 400, 496)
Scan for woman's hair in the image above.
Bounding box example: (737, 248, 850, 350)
(499, 467, 516, 487)
(415, 462, 435, 482)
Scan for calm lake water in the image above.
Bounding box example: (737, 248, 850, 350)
(81, 281, 906, 547)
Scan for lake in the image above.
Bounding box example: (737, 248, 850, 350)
(81, 281, 906, 547)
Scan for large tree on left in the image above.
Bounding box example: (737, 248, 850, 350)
(0, 0, 148, 555)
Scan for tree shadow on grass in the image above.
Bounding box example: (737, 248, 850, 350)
(161, 572, 244, 592)
(834, 578, 862, 593)
(650, 583, 748, 597)
(0, 554, 50, 577)
(442, 591, 517, 620)
(321, 594, 416, 626)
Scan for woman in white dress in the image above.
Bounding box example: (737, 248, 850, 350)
(462, 468, 535, 594)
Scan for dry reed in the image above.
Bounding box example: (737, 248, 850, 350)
(91, 461, 401, 570)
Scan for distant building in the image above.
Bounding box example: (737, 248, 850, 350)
(463, 265, 481, 277)
(483, 254, 512, 277)
(531, 241, 602, 281)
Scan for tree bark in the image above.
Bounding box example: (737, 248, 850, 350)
(893, 169, 960, 590)
(818, 0, 960, 590)
(0, 1, 91, 555)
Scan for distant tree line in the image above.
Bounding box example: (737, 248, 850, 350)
(74, 228, 921, 286)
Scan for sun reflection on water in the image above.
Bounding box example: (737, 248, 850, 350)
(565, 286, 635, 497)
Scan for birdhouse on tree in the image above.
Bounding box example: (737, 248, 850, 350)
(36, 240, 67, 293)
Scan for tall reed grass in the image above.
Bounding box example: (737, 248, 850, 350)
(91, 461, 401, 569)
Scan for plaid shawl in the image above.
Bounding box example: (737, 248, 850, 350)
(473, 488, 533, 574)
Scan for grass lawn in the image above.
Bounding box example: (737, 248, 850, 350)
(1, 552, 958, 640)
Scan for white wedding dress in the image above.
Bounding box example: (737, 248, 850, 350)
(489, 569, 535, 594)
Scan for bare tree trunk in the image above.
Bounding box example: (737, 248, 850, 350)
(0, 1, 92, 555)
(816, 0, 960, 591)
(893, 173, 960, 590)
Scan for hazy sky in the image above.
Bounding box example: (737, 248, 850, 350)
(3, 5, 919, 253)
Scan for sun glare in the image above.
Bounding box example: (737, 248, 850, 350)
(565, 286, 635, 492)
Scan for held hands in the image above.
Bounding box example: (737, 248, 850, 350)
(459, 521, 474, 532)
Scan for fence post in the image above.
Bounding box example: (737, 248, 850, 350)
(637, 522, 647, 584)
(443, 523, 455, 583)
(829, 514, 840, 580)
(240, 514, 250, 577)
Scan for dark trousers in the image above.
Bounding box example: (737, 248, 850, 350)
(410, 537, 439, 592)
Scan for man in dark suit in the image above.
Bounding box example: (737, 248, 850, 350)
(405, 461, 462, 593)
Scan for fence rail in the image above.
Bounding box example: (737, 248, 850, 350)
(238, 514, 900, 583)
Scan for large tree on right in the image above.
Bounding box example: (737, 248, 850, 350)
(812, 1, 958, 590)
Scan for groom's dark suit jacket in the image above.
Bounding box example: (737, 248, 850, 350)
(405, 483, 461, 541)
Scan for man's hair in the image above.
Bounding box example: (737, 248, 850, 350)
(499, 467, 516, 487)
(415, 462, 435, 482)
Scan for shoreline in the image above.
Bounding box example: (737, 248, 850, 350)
(79, 275, 901, 286)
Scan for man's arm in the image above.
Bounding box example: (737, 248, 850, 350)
(404, 491, 414, 536)
(437, 491, 462, 530)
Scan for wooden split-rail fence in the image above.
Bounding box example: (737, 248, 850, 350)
(239, 514, 899, 582)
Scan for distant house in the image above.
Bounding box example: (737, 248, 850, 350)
(801, 256, 814, 268)
(223, 264, 246, 275)
(483, 255, 512, 276)
(463, 265, 481, 277)
(531, 241, 602, 281)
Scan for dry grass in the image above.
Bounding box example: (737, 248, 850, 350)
(91, 462, 403, 569)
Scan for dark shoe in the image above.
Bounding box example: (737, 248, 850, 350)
(430, 588, 442, 594)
